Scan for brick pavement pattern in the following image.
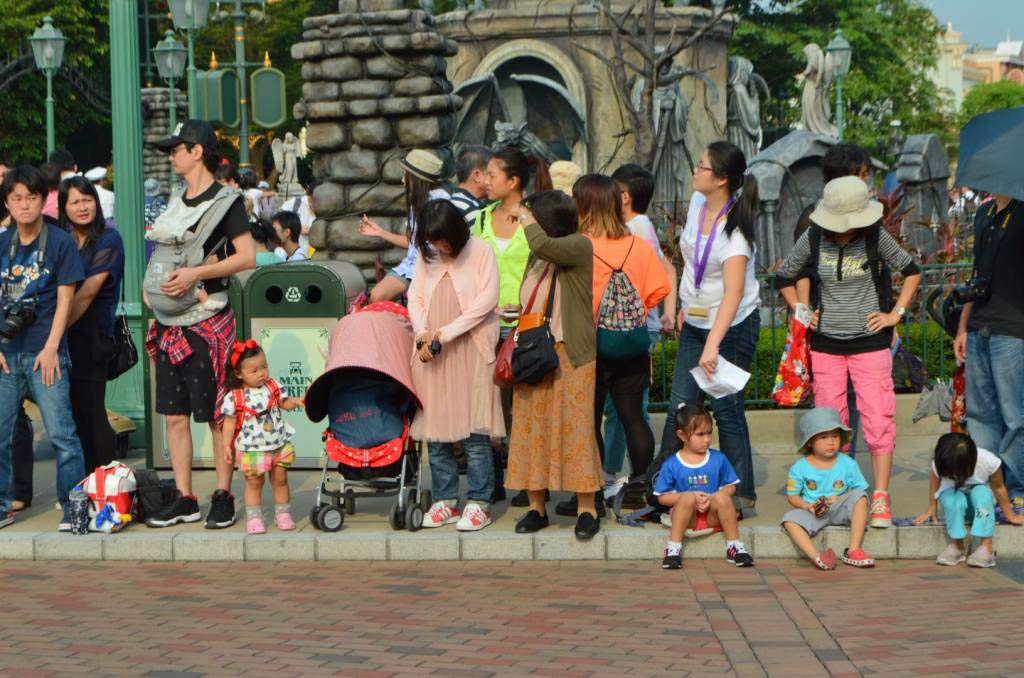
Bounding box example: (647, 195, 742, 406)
(0, 560, 1021, 677)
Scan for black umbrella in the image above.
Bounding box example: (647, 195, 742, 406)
(956, 106, 1024, 201)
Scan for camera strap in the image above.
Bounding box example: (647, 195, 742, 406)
(2, 224, 49, 305)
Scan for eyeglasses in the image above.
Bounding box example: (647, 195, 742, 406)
(694, 161, 712, 174)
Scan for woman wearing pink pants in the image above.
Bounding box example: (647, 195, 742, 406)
(775, 176, 921, 528)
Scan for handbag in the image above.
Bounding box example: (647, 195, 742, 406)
(771, 305, 813, 407)
(107, 284, 138, 381)
(493, 265, 551, 388)
(510, 265, 560, 385)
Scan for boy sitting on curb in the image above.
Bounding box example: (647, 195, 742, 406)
(782, 407, 875, 570)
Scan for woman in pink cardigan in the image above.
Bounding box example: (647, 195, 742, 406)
(408, 200, 505, 532)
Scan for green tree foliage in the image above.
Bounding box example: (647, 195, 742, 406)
(712, 0, 954, 156)
(959, 81, 1024, 128)
(0, 1, 110, 164)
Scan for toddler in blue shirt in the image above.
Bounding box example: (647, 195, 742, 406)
(782, 407, 873, 570)
(655, 404, 753, 569)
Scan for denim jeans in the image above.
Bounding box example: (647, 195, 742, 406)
(659, 312, 760, 500)
(0, 350, 85, 513)
(939, 485, 995, 540)
(428, 433, 494, 503)
(602, 331, 660, 475)
(966, 331, 1024, 494)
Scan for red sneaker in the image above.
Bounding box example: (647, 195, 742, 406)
(870, 491, 892, 528)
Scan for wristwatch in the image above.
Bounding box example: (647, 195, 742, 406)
(894, 306, 906, 317)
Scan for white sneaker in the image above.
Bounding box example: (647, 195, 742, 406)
(456, 502, 492, 532)
(936, 542, 966, 566)
(603, 476, 627, 500)
(423, 501, 460, 528)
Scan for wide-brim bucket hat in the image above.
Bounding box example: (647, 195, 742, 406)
(809, 175, 884, 234)
(798, 407, 853, 453)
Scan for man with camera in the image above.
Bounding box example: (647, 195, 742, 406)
(0, 165, 86, 530)
(954, 192, 1024, 502)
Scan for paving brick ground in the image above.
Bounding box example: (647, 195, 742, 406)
(0, 560, 1021, 677)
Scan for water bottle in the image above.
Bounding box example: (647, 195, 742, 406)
(68, 488, 91, 535)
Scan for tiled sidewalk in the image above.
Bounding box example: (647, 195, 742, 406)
(0, 559, 1021, 677)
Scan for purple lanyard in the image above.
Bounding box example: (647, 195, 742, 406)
(693, 196, 734, 290)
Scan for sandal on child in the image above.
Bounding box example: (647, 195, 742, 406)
(814, 548, 838, 570)
(841, 547, 875, 568)
(274, 512, 295, 531)
(246, 516, 267, 535)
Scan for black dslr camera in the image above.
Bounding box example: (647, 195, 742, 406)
(952, 276, 991, 307)
(0, 299, 37, 341)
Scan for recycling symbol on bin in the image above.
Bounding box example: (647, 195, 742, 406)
(285, 286, 302, 303)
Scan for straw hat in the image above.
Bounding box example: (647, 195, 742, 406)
(400, 149, 445, 182)
(809, 176, 884, 234)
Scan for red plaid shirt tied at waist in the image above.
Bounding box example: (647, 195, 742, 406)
(145, 309, 237, 423)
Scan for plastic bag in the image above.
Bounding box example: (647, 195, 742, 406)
(950, 364, 967, 433)
(772, 305, 814, 407)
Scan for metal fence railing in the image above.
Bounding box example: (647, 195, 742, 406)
(649, 262, 973, 410)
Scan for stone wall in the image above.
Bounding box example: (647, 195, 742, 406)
(140, 88, 187, 198)
(292, 0, 461, 279)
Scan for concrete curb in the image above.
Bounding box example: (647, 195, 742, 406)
(2, 525, 1023, 562)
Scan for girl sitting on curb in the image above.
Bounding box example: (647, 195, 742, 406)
(914, 432, 1024, 567)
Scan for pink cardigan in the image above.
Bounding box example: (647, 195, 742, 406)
(408, 237, 501, 363)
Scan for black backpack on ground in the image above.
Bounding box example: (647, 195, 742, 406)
(133, 469, 178, 521)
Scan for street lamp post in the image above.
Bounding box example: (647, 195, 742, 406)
(29, 16, 66, 157)
(153, 31, 188, 131)
(168, 0, 210, 120)
(826, 29, 852, 141)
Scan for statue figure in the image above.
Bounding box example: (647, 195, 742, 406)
(631, 51, 718, 215)
(798, 44, 838, 138)
(726, 56, 770, 161)
(272, 132, 304, 197)
(492, 120, 559, 164)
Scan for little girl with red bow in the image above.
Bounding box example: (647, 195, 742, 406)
(221, 339, 304, 534)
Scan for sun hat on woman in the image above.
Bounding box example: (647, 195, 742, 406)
(809, 176, 884, 234)
(400, 149, 446, 182)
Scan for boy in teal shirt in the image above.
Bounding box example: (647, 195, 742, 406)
(782, 407, 874, 570)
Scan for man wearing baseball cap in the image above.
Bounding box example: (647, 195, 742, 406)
(144, 120, 256, 529)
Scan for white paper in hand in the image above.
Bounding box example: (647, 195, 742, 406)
(689, 356, 751, 399)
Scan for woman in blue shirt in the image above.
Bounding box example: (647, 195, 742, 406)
(59, 176, 125, 472)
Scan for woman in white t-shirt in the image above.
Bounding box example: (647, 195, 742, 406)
(659, 141, 761, 508)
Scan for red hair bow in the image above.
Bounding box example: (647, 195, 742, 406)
(230, 338, 260, 368)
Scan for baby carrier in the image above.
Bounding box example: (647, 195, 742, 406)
(143, 186, 241, 326)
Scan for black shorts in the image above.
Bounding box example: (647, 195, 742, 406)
(154, 327, 218, 423)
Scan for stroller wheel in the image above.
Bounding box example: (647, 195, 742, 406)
(318, 505, 345, 532)
(389, 503, 405, 530)
(345, 489, 356, 515)
(406, 503, 423, 532)
(419, 490, 433, 513)
(309, 506, 322, 530)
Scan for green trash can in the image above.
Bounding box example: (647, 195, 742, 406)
(245, 261, 365, 468)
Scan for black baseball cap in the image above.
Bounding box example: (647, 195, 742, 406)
(152, 119, 219, 152)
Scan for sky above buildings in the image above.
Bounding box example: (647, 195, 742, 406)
(922, 0, 1021, 48)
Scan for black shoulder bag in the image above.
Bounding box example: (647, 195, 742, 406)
(107, 280, 138, 381)
(511, 266, 560, 384)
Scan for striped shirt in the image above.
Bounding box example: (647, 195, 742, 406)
(449, 187, 483, 226)
(777, 227, 917, 355)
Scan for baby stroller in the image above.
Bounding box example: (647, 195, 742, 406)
(304, 299, 430, 532)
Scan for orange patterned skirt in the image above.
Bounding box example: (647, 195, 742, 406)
(506, 343, 602, 493)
